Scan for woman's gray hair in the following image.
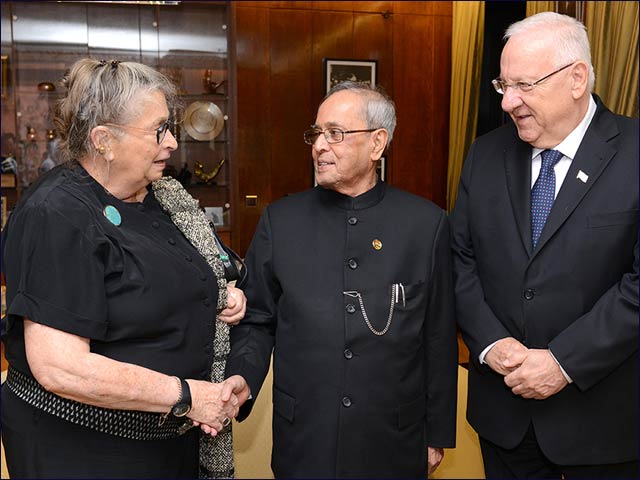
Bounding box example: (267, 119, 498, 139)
(54, 58, 179, 163)
(324, 81, 397, 145)
(505, 12, 595, 91)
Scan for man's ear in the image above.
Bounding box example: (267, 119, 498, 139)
(371, 128, 389, 161)
(570, 61, 589, 99)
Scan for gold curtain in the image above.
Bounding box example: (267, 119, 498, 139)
(585, 1, 639, 117)
(446, 1, 485, 212)
(526, 1, 557, 16)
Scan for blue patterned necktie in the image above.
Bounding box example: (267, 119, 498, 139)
(531, 149, 563, 249)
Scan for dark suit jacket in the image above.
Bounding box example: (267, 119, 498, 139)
(226, 182, 458, 478)
(450, 95, 638, 465)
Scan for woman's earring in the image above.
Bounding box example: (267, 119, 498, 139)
(98, 145, 106, 155)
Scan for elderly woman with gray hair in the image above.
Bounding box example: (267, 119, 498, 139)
(1, 58, 250, 478)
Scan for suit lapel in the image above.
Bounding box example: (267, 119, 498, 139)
(504, 132, 533, 255)
(532, 99, 620, 256)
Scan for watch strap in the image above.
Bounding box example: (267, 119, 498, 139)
(170, 378, 192, 417)
(178, 378, 191, 410)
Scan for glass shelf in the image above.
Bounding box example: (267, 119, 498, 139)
(2, 1, 232, 234)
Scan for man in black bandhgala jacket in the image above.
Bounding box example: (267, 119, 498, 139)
(226, 81, 458, 478)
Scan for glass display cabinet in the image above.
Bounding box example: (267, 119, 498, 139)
(1, 1, 233, 239)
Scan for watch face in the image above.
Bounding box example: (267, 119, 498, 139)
(172, 403, 191, 417)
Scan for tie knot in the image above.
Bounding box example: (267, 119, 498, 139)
(541, 149, 563, 168)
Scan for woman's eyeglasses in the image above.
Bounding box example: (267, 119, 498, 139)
(104, 120, 173, 144)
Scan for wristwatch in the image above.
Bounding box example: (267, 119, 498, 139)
(171, 378, 192, 417)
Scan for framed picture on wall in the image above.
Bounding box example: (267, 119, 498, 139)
(324, 58, 377, 93)
(204, 206, 224, 226)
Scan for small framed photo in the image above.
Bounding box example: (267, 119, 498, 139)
(324, 58, 377, 94)
(377, 156, 386, 181)
(204, 206, 224, 226)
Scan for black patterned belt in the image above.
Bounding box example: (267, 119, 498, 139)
(6, 366, 194, 441)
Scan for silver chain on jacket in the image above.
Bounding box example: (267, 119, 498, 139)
(343, 283, 405, 336)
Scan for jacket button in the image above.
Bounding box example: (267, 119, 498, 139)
(346, 304, 356, 314)
(347, 258, 358, 269)
(342, 396, 352, 407)
(348, 216, 358, 225)
(203, 298, 211, 307)
(344, 349, 353, 359)
(185, 255, 193, 262)
(524, 289, 535, 300)
(168, 238, 176, 245)
(151, 221, 159, 228)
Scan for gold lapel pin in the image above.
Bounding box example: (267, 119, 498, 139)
(372, 238, 383, 250)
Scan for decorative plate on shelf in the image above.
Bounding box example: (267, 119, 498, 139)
(183, 101, 224, 141)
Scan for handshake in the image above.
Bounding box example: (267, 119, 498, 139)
(186, 375, 251, 436)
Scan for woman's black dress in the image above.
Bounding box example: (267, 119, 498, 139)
(2, 165, 219, 478)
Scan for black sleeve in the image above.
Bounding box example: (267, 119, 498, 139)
(425, 211, 458, 447)
(225, 207, 279, 421)
(3, 199, 109, 340)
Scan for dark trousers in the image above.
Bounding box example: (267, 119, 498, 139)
(2, 384, 199, 479)
(480, 424, 638, 479)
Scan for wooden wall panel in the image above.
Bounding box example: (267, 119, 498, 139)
(312, 1, 357, 12)
(237, 1, 269, 8)
(269, 1, 313, 9)
(432, 2, 453, 16)
(352, 12, 394, 180)
(392, 14, 436, 200)
(395, 1, 436, 16)
(269, 8, 314, 201)
(311, 11, 354, 96)
(431, 14, 452, 207)
(352, 12, 393, 88)
(352, 2, 394, 13)
(312, 1, 393, 13)
(233, 2, 452, 255)
(234, 6, 271, 254)
(394, 1, 451, 16)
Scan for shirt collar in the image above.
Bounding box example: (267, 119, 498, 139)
(531, 95, 597, 160)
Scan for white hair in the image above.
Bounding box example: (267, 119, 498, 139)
(324, 81, 397, 144)
(505, 12, 595, 91)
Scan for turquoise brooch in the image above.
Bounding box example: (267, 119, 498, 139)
(103, 205, 122, 226)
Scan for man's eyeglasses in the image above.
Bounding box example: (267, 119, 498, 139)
(104, 119, 173, 144)
(303, 127, 379, 145)
(492, 62, 576, 95)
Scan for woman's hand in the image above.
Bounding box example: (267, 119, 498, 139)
(218, 285, 246, 326)
(187, 379, 239, 435)
(189, 376, 250, 436)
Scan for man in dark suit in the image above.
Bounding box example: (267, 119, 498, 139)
(451, 12, 638, 479)
(226, 81, 458, 478)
